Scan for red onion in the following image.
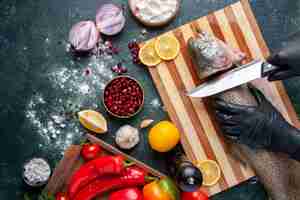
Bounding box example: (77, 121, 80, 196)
(69, 21, 100, 52)
(96, 4, 126, 36)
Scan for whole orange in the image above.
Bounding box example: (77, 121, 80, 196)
(148, 121, 180, 152)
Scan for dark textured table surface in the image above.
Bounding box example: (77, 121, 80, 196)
(0, 0, 299, 199)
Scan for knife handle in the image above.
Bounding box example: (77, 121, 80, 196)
(262, 62, 279, 77)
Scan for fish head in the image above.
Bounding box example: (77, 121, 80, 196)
(188, 31, 246, 79)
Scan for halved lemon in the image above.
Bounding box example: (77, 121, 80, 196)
(196, 160, 221, 186)
(78, 110, 107, 134)
(155, 34, 180, 60)
(139, 40, 162, 66)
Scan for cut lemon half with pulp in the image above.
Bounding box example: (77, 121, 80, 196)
(78, 110, 107, 134)
(196, 160, 221, 186)
(155, 35, 180, 60)
(139, 40, 162, 66)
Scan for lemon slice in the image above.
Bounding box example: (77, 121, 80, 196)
(78, 110, 107, 134)
(155, 35, 180, 60)
(196, 160, 221, 186)
(139, 40, 162, 66)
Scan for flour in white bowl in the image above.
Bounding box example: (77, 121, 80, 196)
(133, 0, 178, 24)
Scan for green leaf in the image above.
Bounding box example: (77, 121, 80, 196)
(158, 177, 180, 200)
(23, 193, 31, 200)
(48, 194, 55, 200)
(79, 137, 88, 146)
(37, 190, 55, 200)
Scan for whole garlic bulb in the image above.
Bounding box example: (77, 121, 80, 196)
(69, 20, 100, 52)
(115, 125, 139, 149)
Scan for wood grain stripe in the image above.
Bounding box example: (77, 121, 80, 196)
(231, 2, 293, 123)
(173, 27, 201, 85)
(239, 0, 300, 128)
(191, 19, 248, 183)
(196, 17, 214, 36)
(239, 0, 269, 58)
(166, 59, 214, 160)
(231, 3, 263, 60)
(167, 59, 228, 190)
(214, 10, 240, 50)
(224, 6, 252, 63)
(148, 67, 197, 161)
(213, 9, 255, 179)
(274, 82, 300, 127)
(173, 26, 243, 186)
(167, 31, 229, 189)
(156, 63, 207, 160)
(190, 19, 247, 181)
(207, 13, 226, 42)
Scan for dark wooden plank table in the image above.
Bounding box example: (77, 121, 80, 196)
(0, 0, 298, 199)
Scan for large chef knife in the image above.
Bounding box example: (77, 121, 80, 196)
(187, 60, 278, 98)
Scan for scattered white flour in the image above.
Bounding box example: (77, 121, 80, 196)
(66, 43, 71, 52)
(45, 37, 50, 44)
(78, 83, 90, 95)
(150, 98, 161, 108)
(25, 54, 114, 156)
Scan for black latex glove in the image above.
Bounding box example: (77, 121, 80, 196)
(268, 31, 300, 81)
(214, 86, 300, 157)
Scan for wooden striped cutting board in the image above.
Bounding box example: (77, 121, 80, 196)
(143, 0, 300, 196)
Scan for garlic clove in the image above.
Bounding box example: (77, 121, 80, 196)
(140, 119, 154, 129)
(115, 125, 140, 149)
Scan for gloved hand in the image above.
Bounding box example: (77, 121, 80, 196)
(213, 86, 300, 157)
(268, 31, 300, 81)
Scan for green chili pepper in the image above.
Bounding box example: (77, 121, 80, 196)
(158, 177, 180, 200)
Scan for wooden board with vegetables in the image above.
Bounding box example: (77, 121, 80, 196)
(141, 0, 300, 196)
(45, 137, 158, 196)
(45, 134, 208, 200)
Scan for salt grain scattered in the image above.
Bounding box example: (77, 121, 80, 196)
(78, 83, 89, 95)
(45, 38, 50, 44)
(150, 98, 161, 108)
(66, 43, 71, 52)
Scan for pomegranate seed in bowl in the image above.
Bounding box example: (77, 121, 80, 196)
(103, 76, 144, 118)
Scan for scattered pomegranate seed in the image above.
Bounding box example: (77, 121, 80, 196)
(111, 65, 119, 73)
(128, 42, 135, 49)
(128, 41, 141, 65)
(111, 47, 119, 54)
(111, 63, 127, 74)
(105, 40, 113, 49)
(120, 66, 127, 73)
(83, 68, 92, 76)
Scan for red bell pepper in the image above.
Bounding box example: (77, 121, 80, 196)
(73, 166, 150, 200)
(181, 188, 209, 200)
(68, 155, 125, 199)
(108, 188, 143, 200)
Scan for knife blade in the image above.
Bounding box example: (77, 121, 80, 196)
(187, 60, 278, 98)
